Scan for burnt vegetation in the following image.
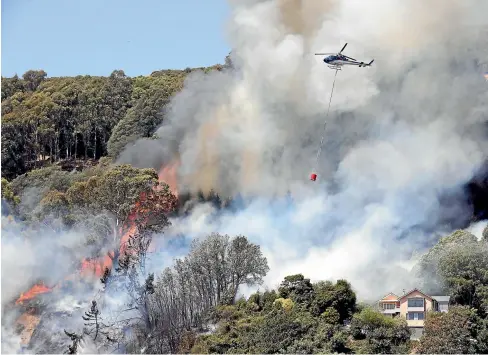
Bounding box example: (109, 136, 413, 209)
(2, 64, 488, 354)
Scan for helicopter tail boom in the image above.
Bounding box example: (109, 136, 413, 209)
(359, 59, 374, 67)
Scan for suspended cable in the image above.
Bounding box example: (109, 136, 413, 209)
(310, 68, 339, 181)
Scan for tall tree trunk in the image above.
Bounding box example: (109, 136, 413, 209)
(84, 134, 88, 160)
(100, 130, 106, 157)
(74, 132, 78, 160)
(55, 132, 60, 161)
(93, 129, 97, 159)
(34, 129, 39, 168)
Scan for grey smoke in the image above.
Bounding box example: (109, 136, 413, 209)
(1, 217, 94, 304)
(118, 0, 488, 300)
(119, 0, 488, 197)
(0, 214, 112, 353)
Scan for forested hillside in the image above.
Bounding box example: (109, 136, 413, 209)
(2, 66, 488, 354)
(1, 66, 224, 180)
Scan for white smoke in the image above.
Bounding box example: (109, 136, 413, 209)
(123, 0, 488, 301)
(0, 215, 111, 353)
(2, 336, 23, 355)
(1, 217, 95, 304)
(117, 0, 488, 300)
(467, 219, 488, 240)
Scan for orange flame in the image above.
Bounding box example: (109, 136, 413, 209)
(120, 221, 138, 256)
(77, 196, 147, 279)
(16, 283, 52, 305)
(80, 255, 113, 278)
(16, 161, 179, 305)
(158, 159, 180, 197)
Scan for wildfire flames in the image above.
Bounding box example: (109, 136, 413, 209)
(74, 174, 175, 280)
(16, 283, 52, 305)
(159, 159, 180, 197)
(14, 161, 180, 349)
(80, 254, 114, 278)
(15, 160, 180, 299)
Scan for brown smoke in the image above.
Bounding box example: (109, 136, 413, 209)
(182, 1, 339, 198)
(278, 0, 338, 38)
(236, 84, 262, 195)
(185, 107, 224, 195)
(278, 0, 338, 105)
(120, 0, 487, 199)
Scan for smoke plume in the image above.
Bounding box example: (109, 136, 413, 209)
(118, 0, 488, 300)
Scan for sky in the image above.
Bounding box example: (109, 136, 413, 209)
(1, 0, 231, 77)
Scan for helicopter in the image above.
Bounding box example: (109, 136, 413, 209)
(315, 43, 374, 70)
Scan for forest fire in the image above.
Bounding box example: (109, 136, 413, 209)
(80, 255, 114, 278)
(16, 310, 42, 347)
(158, 159, 180, 197)
(16, 283, 52, 305)
(13, 160, 180, 351)
(77, 204, 144, 278)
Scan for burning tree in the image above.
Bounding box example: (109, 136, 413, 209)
(56, 163, 178, 353)
(66, 164, 170, 240)
(65, 167, 177, 352)
(96, 197, 171, 348)
(65, 163, 178, 277)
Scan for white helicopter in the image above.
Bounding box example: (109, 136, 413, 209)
(315, 43, 374, 70)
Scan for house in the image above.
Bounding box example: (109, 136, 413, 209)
(378, 288, 450, 340)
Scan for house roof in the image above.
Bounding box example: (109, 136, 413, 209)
(378, 292, 399, 302)
(399, 288, 433, 301)
(378, 289, 449, 303)
(431, 295, 450, 302)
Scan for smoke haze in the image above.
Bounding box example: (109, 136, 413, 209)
(118, 0, 488, 300)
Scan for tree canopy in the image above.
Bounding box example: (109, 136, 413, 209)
(1, 66, 228, 180)
(417, 229, 488, 318)
(1, 69, 187, 180)
(415, 228, 488, 354)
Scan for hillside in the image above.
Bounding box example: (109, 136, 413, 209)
(2, 66, 488, 353)
(1, 65, 226, 180)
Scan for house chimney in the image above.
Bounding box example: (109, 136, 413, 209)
(402, 289, 406, 295)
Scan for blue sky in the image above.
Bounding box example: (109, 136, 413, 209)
(1, 0, 231, 77)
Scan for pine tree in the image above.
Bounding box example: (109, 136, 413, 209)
(82, 300, 100, 340)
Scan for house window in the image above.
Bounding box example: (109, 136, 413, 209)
(382, 303, 396, 310)
(408, 297, 424, 307)
(407, 312, 425, 320)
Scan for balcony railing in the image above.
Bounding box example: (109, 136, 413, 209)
(381, 306, 400, 314)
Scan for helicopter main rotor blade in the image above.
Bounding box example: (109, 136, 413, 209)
(314, 53, 336, 55)
(339, 43, 348, 54)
